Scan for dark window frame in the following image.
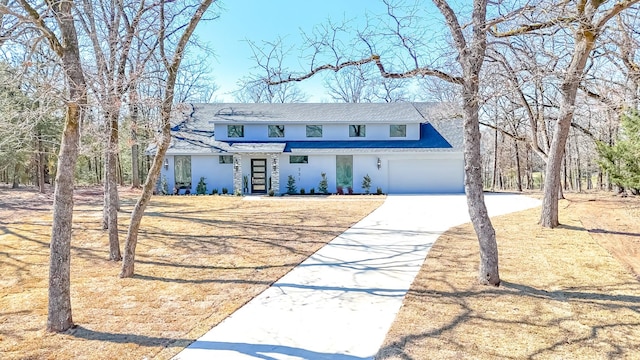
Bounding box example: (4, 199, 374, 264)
(349, 124, 366, 137)
(306, 125, 323, 138)
(268, 125, 285, 138)
(289, 155, 309, 164)
(390, 124, 407, 137)
(227, 124, 244, 138)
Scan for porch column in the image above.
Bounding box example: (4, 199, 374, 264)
(233, 154, 242, 195)
(270, 154, 280, 196)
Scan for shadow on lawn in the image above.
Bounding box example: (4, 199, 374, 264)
(558, 223, 640, 237)
(376, 277, 640, 360)
(68, 326, 192, 348)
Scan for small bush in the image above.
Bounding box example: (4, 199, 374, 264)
(235, 189, 242, 196)
(318, 172, 329, 194)
(336, 186, 344, 195)
(362, 174, 371, 194)
(160, 176, 169, 195)
(300, 188, 306, 195)
(268, 189, 275, 196)
(347, 186, 353, 195)
(286, 175, 297, 194)
(376, 187, 383, 195)
(196, 177, 207, 195)
(211, 188, 219, 195)
(309, 188, 315, 195)
(222, 187, 229, 195)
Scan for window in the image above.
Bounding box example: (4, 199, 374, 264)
(174, 155, 191, 189)
(219, 155, 233, 164)
(306, 125, 323, 137)
(349, 124, 366, 137)
(227, 125, 244, 138)
(289, 155, 308, 164)
(390, 124, 407, 137)
(268, 125, 285, 138)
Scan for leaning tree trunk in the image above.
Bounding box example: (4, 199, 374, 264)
(121, 0, 214, 278)
(462, 85, 499, 286)
(540, 29, 595, 228)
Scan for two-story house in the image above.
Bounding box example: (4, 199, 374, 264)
(156, 102, 464, 195)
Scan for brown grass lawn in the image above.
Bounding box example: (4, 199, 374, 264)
(0, 186, 384, 360)
(377, 193, 640, 360)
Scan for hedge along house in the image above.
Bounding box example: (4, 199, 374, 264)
(154, 102, 464, 195)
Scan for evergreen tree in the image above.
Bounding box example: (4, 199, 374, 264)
(597, 110, 640, 192)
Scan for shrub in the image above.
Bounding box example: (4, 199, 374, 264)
(362, 174, 371, 194)
(309, 188, 315, 195)
(300, 188, 306, 195)
(235, 189, 242, 196)
(196, 177, 207, 195)
(222, 187, 229, 195)
(160, 176, 169, 195)
(211, 188, 219, 195)
(318, 172, 328, 194)
(336, 186, 344, 195)
(286, 175, 297, 194)
(376, 186, 383, 195)
(268, 189, 275, 196)
(347, 186, 353, 195)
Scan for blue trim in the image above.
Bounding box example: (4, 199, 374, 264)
(222, 123, 452, 152)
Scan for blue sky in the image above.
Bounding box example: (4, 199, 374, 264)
(196, 0, 400, 102)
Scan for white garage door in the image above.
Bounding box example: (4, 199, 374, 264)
(388, 158, 464, 194)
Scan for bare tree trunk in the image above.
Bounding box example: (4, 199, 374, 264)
(514, 139, 522, 192)
(12, 163, 19, 188)
(121, 0, 214, 278)
(130, 88, 141, 188)
(106, 112, 121, 261)
(44, 1, 87, 332)
(492, 124, 498, 191)
(540, 35, 593, 226)
(37, 132, 46, 193)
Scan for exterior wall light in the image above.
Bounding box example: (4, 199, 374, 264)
(163, 158, 169, 170)
(234, 158, 239, 171)
(377, 157, 381, 170)
(272, 158, 278, 171)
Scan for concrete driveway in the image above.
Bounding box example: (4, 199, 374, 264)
(174, 194, 541, 360)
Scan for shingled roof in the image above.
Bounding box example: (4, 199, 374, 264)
(148, 102, 463, 155)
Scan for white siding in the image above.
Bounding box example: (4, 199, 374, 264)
(215, 123, 420, 142)
(161, 155, 234, 194)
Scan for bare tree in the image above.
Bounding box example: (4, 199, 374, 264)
(258, 0, 506, 285)
(491, 0, 640, 227)
(0, 0, 89, 332)
(120, 0, 217, 278)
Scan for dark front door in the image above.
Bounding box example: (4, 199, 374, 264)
(251, 159, 267, 193)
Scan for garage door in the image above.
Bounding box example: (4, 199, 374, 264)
(388, 158, 464, 194)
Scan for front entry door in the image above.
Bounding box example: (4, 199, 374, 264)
(251, 159, 267, 193)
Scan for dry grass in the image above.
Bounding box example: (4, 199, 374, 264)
(0, 186, 384, 360)
(377, 193, 640, 360)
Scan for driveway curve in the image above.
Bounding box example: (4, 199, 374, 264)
(174, 194, 541, 360)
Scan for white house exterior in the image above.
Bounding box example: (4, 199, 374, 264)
(155, 102, 464, 195)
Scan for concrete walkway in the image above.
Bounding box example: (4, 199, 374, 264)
(173, 194, 541, 360)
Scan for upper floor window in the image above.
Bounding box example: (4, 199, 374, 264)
(306, 125, 323, 138)
(390, 124, 407, 137)
(268, 125, 285, 138)
(349, 124, 366, 137)
(228, 125, 244, 138)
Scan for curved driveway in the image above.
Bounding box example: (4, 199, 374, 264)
(174, 194, 541, 360)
